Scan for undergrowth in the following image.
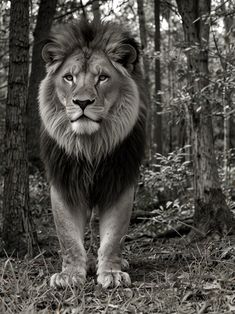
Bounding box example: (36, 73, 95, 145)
(1, 157, 235, 314)
(1, 234, 235, 313)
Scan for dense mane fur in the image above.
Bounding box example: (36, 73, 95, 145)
(41, 116, 145, 209)
(42, 20, 141, 68)
(39, 20, 147, 208)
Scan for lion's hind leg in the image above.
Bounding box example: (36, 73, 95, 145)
(50, 186, 88, 288)
(97, 187, 134, 288)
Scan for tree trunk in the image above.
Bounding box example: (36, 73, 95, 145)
(136, 0, 152, 161)
(176, 0, 235, 237)
(2, 0, 36, 255)
(92, 0, 100, 22)
(220, 0, 235, 184)
(154, 0, 162, 154)
(27, 0, 57, 169)
(137, 0, 150, 89)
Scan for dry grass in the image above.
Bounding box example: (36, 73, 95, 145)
(1, 232, 235, 314)
(1, 173, 235, 313)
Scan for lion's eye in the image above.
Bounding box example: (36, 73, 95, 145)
(63, 74, 74, 82)
(99, 75, 109, 82)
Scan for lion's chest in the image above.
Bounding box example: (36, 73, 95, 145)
(68, 158, 122, 208)
(41, 118, 145, 209)
(51, 152, 132, 209)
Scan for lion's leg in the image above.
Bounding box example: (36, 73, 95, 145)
(97, 187, 134, 288)
(50, 186, 88, 288)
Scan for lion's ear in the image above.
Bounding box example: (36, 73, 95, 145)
(42, 43, 54, 64)
(42, 43, 63, 65)
(120, 44, 137, 65)
(107, 43, 138, 68)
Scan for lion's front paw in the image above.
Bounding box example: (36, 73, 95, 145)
(97, 270, 131, 288)
(50, 270, 86, 288)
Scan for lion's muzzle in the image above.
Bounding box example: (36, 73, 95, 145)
(72, 98, 95, 110)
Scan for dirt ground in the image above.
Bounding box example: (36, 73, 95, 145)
(0, 174, 235, 313)
(1, 219, 235, 313)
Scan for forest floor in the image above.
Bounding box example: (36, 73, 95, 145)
(0, 173, 235, 314)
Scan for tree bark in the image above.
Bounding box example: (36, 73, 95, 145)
(176, 0, 235, 237)
(154, 0, 162, 154)
(27, 0, 57, 169)
(2, 0, 36, 255)
(92, 0, 100, 22)
(220, 0, 235, 184)
(137, 0, 150, 89)
(137, 0, 152, 161)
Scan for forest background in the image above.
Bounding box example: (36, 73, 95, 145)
(0, 0, 235, 313)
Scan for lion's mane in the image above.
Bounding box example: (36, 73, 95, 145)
(39, 20, 147, 208)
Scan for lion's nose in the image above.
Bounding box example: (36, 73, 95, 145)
(72, 98, 95, 110)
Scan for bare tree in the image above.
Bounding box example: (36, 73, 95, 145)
(176, 0, 235, 236)
(220, 0, 235, 183)
(2, 0, 36, 255)
(154, 0, 162, 154)
(137, 0, 150, 89)
(27, 0, 58, 168)
(92, 0, 101, 22)
(137, 0, 152, 160)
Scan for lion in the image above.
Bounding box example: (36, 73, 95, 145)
(39, 20, 146, 289)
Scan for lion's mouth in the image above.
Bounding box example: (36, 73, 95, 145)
(70, 114, 101, 123)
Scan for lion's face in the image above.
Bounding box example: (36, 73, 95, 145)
(55, 50, 123, 135)
(39, 21, 145, 159)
